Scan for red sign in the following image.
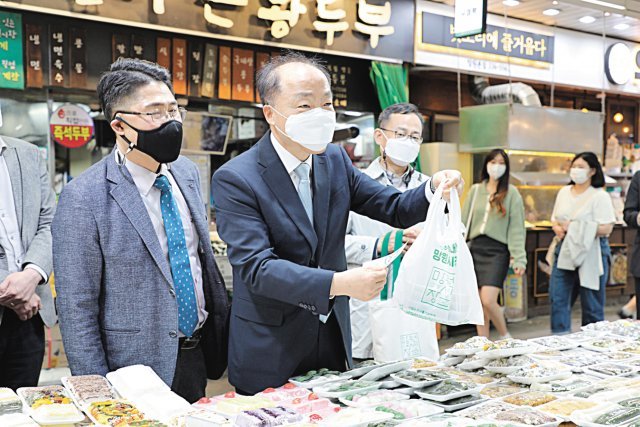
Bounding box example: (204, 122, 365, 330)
(50, 104, 94, 148)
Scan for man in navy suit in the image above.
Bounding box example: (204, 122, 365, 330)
(211, 52, 462, 394)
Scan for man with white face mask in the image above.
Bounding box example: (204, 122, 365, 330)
(345, 103, 432, 360)
(211, 52, 463, 395)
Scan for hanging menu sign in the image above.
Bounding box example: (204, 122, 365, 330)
(131, 34, 146, 59)
(172, 38, 187, 95)
(0, 11, 24, 89)
(231, 48, 254, 102)
(255, 52, 270, 102)
(49, 25, 67, 87)
(218, 46, 231, 100)
(25, 23, 43, 89)
(328, 62, 351, 109)
(156, 37, 171, 70)
(201, 43, 217, 98)
(112, 33, 130, 61)
(69, 28, 87, 88)
(188, 41, 203, 97)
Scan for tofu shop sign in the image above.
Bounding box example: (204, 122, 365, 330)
(0, 0, 415, 62)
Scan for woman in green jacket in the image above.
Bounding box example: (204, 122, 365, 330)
(462, 149, 527, 339)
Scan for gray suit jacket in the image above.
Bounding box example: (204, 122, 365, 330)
(0, 136, 56, 327)
(52, 153, 229, 386)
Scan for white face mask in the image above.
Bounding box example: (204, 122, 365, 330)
(271, 107, 336, 152)
(570, 167, 590, 184)
(383, 135, 421, 167)
(487, 163, 507, 180)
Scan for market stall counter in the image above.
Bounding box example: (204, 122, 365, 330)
(2, 320, 640, 426)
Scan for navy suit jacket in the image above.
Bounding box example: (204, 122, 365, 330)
(211, 132, 429, 393)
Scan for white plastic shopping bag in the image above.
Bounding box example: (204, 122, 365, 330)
(369, 299, 440, 362)
(364, 233, 440, 363)
(394, 185, 484, 326)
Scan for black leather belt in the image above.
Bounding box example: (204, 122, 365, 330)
(179, 329, 202, 350)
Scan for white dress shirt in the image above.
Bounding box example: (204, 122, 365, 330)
(0, 138, 47, 281)
(270, 133, 313, 195)
(115, 149, 207, 334)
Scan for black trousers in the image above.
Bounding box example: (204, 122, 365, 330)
(0, 309, 45, 390)
(636, 277, 640, 320)
(236, 314, 346, 396)
(171, 340, 207, 404)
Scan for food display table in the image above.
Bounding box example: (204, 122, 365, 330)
(2, 320, 640, 427)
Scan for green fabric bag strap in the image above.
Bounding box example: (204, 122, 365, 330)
(379, 229, 405, 301)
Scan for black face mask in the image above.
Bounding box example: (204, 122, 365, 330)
(117, 117, 183, 164)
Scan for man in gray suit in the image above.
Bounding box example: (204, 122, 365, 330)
(0, 134, 56, 390)
(53, 58, 229, 402)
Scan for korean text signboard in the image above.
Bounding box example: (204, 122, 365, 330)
(420, 12, 554, 67)
(50, 104, 95, 149)
(2, 0, 415, 62)
(0, 11, 24, 89)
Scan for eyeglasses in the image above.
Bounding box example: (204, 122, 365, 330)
(114, 106, 187, 124)
(379, 127, 423, 144)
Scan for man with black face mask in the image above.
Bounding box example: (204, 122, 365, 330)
(52, 58, 229, 403)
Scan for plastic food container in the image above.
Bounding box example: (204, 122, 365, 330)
(571, 402, 640, 427)
(415, 379, 482, 402)
(17, 386, 85, 426)
(360, 360, 413, 382)
(429, 395, 487, 412)
(373, 399, 443, 422)
(339, 390, 410, 408)
(0, 388, 22, 415)
(61, 375, 118, 409)
(312, 380, 380, 399)
(390, 370, 451, 388)
(537, 397, 602, 420)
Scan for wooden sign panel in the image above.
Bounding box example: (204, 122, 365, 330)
(25, 24, 43, 88)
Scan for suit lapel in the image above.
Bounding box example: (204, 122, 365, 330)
(106, 155, 175, 288)
(312, 154, 330, 259)
(257, 134, 318, 253)
(3, 147, 23, 231)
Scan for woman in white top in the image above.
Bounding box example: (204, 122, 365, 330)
(549, 152, 615, 334)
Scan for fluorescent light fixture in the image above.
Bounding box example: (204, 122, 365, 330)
(614, 23, 630, 30)
(579, 15, 597, 23)
(543, 8, 561, 15)
(503, 0, 520, 6)
(580, 0, 625, 10)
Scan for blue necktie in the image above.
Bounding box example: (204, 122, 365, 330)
(294, 163, 313, 226)
(294, 163, 330, 322)
(154, 175, 198, 337)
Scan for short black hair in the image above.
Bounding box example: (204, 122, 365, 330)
(378, 103, 424, 128)
(97, 58, 173, 121)
(256, 51, 331, 105)
(571, 151, 606, 188)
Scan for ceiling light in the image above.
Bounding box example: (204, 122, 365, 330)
(623, 126, 630, 133)
(580, 0, 625, 10)
(579, 15, 597, 23)
(605, 12, 611, 16)
(552, 0, 559, 3)
(503, 0, 520, 6)
(614, 112, 624, 123)
(543, 8, 561, 15)
(614, 23, 630, 30)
